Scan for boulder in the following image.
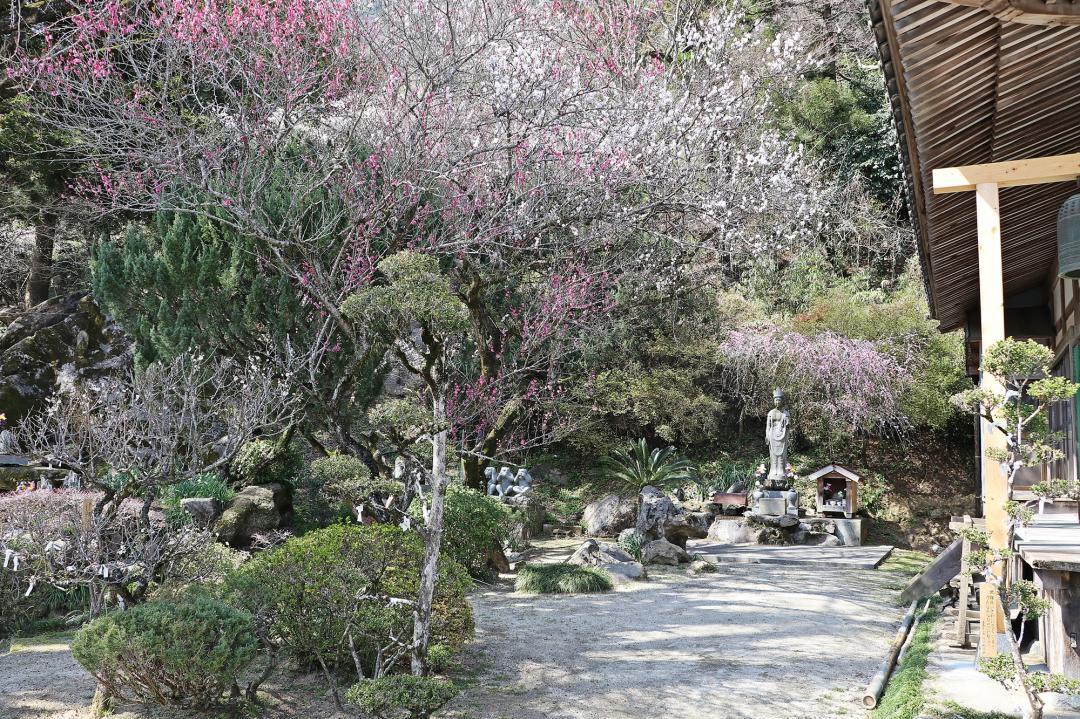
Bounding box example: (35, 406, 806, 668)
(0, 293, 131, 422)
(582, 494, 637, 537)
(641, 538, 690, 566)
(503, 492, 545, 544)
(791, 530, 842, 547)
(663, 510, 713, 548)
(568, 538, 636, 566)
(689, 559, 718, 575)
(603, 561, 647, 584)
(617, 527, 647, 550)
(215, 482, 293, 547)
(746, 512, 799, 529)
(799, 518, 836, 534)
(707, 517, 754, 544)
(635, 486, 679, 541)
(180, 497, 223, 527)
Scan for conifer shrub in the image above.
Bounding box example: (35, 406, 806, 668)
(71, 596, 257, 708)
(346, 675, 458, 719)
(515, 564, 613, 594)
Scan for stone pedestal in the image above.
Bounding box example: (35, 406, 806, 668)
(752, 488, 799, 518)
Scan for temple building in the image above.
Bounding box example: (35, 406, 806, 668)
(870, 0, 1080, 679)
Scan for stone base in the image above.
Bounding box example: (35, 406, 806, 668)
(832, 518, 866, 546)
(752, 489, 798, 518)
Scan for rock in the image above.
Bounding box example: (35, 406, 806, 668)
(663, 510, 712, 548)
(799, 518, 836, 534)
(487, 546, 511, 573)
(746, 512, 799, 529)
(582, 494, 638, 537)
(602, 561, 646, 584)
(641, 538, 690, 566)
(689, 559, 718, 575)
(635, 486, 679, 541)
(833, 518, 865, 546)
(180, 497, 222, 527)
(707, 517, 754, 544)
(568, 538, 636, 566)
(792, 530, 842, 547)
(215, 482, 293, 547)
(0, 293, 131, 422)
(617, 527, 647, 549)
(503, 492, 545, 544)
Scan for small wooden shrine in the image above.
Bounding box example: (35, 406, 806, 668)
(806, 464, 860, 518)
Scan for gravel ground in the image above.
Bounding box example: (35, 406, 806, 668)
(0, 550, 907, 719)
(444, 560, 906, 719)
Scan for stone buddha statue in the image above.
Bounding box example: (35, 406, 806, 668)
(765, 388, 790, 489)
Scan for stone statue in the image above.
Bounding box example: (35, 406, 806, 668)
(497, 467, 515, 497)
(765, 388, 790, 488)
(485, 466, 497, 496)
(513, 468, 533, 494)
(0, 429, 15, 455)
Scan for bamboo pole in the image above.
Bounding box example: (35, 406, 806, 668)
(863, 600, 919, 708)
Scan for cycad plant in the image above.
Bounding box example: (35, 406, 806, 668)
(604, 439, 695, 495)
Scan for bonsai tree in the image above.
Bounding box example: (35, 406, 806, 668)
(951, 338, 1080, 715)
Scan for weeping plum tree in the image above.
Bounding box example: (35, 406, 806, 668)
(19, 0, 854, 673)
(718, 323, 913, 444)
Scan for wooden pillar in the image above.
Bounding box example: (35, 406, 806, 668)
(976, 181, 1008, 657)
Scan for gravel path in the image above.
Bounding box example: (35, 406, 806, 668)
(0, 552, 907, 719)
(444, 561, 906, 719)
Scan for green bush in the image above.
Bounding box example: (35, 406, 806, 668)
(410, 485, 510, 580)
(515, 564, 613, 594)
(346, 675, 458, 719)
(160, 472, 235, 525)
(310, 453, 402, 509)
(224, 524, 473, 681)
(231, 439, 303, 486)
(71, 596, 257, 708)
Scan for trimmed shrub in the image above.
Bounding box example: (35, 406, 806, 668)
(71, 596, 257, 708)
(410, 485, 511, 580)
(310, 453, 403, 510)
(231, 439, 303, 486)
(515, 564, 613, 594)
(224, 524, 473, 681)
(346, 675, 458, 719)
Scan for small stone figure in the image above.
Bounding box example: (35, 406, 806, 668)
(513, 468, 533, 494)
(0, 429, 15, 455)
(497, 467, 515, 497)
(765, 388, 790, 489)
(485, 466, 498, 496)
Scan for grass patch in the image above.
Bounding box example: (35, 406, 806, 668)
(515, 564, 613, 594)
(880, 549, 933, 579)
(5, 628, 76, 655)
(871, 597, 940, 719)
(926, 702, 1014, 719)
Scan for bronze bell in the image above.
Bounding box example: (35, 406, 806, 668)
(1058, 180, 1080, 279)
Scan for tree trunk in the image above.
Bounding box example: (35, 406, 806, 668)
(412, 388, 449, 676)
(462, 454, 486, 492)
(25, 210, 58, 308)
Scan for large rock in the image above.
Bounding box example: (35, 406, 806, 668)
(215, 482, 293, 547)
(689, 559, 718, 575)
(0, 293, 131, 422)
(568, 539, 646, 584)
(641, 538, 690, 566)
(663, 510, 713, 548)
(568, 538, 636, 566)
(180, 497, 223, 528)
(603, 561, 646, 584)
(582, 494, 637, 537)
(708, 517, 754, 544)
(503, 492, 545, 544)
(635, 486, 679, 541)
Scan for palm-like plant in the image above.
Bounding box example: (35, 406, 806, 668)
(603, 439, 695, 494)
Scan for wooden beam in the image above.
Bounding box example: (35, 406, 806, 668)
(977, 182, 1008, 659)
(932, 152, 1080, 194)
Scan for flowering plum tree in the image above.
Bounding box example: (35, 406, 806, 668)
(17, 0, 842, 675)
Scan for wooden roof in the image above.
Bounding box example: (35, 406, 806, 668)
(870, 0, 1080, 331)
(804, 464, 861, 483)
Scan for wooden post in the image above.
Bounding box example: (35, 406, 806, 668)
(976, 181, 1008, 658)
(957, 516, 973, 647)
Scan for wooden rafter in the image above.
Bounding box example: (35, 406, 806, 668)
(933, 152, 1080, 193)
